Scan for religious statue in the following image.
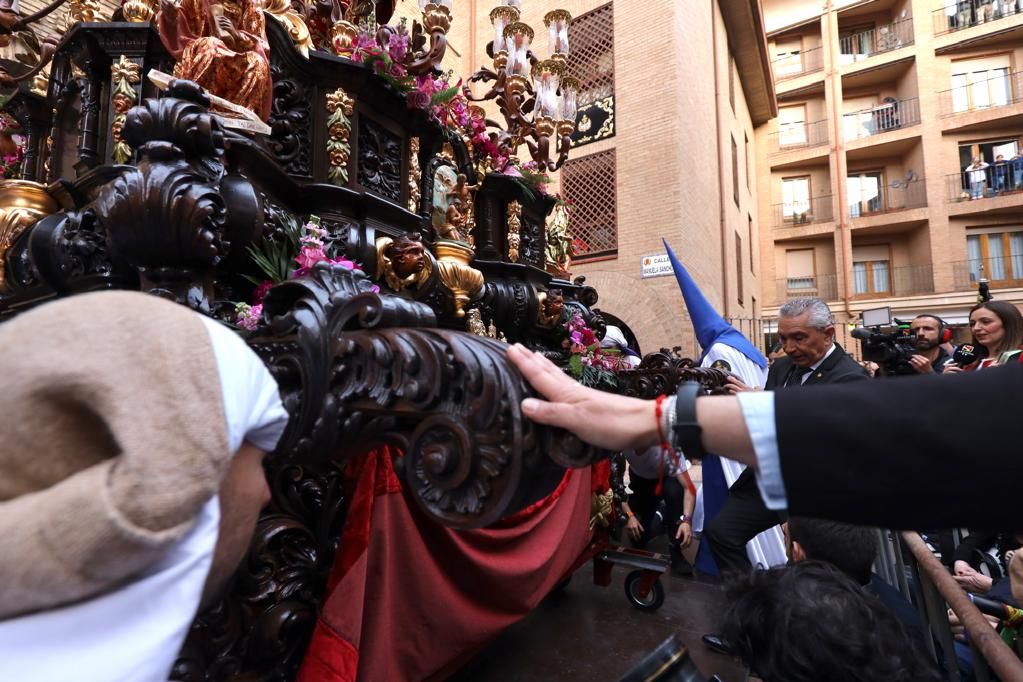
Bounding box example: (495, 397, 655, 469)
(437, 198, 465, 242)
(536, 287, 564, 328)
(449, 173, 477, 245)
(466, 308, 486, 336)
(544, 201, 572, 277)
(157, 0, 272, 121)
(376, 232, 431, 292)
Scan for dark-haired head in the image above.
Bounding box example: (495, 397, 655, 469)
(719, 562, 942, 682)
(969, 301, 1023, 357)
(786, 517, 878, 585)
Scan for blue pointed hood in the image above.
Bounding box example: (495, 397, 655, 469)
(662, 239, 767, 368)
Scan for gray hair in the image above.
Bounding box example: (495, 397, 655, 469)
(779, 297, 834, 329)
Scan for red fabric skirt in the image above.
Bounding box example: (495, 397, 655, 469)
(297, 448, 601, 682)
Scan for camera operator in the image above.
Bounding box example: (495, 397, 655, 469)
(907, 315, 951, 375)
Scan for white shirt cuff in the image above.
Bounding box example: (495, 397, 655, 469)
(736, 391, 788, 510)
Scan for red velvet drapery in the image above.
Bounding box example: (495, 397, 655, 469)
(298, 447, 599, 682)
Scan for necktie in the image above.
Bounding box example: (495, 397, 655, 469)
(786, 365, 813, 387)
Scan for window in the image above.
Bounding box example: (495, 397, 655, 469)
(735, 232, 744, 305)
(731, 136, 739, 207)
(786, 248, 815, 290)
(779, 105, 807, 146)
(782, 176, 811, 222)
(569, 3, 615, 107)
(842, 95, 879, 141)
(951, 55, 1012, 113)
(852, 245, 890, 295)
(744, 133, 750, 191)
(967, 228, 1023, 284)
(773, 37, 803, 77)
(748, 214, 755, 274)
(561, 149, 618, 259)
(847, 171, 884, 217)
(728, 52, 735, 112)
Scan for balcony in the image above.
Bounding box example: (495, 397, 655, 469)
(842, 97, 921, 142)
(776, 273, 839, 302)
(953, 256, 1023, 290)
(772, 195, 835, 228)
(768, 119, 829, 155)
(945, 166, 1023, 202)
(851, 263, 935, 298)
(837, 18, 914, 66)
(938, 70, 1023, 123)
(848, 177, 928, 218)
(933, 0, 1022, 37)
(773, 46, 824, 82)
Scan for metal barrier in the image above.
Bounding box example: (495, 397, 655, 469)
(875, 530, 1023, 681)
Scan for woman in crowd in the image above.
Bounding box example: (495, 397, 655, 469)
(944, 300, 1023, 372)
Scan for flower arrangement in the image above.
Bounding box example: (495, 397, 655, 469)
(0, 111, 25, 179)
(235, 214, 376, 330)
(562, 312, 626, 389)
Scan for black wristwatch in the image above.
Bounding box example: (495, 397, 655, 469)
(673, 382, 707, 459)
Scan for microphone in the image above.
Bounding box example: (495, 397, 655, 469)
(951, 343, 979, 367)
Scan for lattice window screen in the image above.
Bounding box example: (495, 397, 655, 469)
(562, 149, 617, 259)
(568, 2, 614, 106)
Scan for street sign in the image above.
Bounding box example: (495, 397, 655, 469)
(641, 253, 674, 279)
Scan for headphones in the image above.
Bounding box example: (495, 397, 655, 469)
(917, 314, 951, 344)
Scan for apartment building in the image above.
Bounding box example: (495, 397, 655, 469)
(758, 0, 1023, 337)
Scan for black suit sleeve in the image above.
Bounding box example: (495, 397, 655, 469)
(774, 364, 1023, 530)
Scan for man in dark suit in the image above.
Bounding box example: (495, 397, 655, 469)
(702, 297, 869, 580)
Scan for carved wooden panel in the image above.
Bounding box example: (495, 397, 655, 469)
(267, 62, 313, 179)
(357, 118, 402, 203)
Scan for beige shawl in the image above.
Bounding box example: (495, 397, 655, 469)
(0, 290, 229, 619)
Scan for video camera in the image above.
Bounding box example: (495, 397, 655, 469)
(850, 306, 918, 376)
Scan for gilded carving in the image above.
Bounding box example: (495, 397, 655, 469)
(375, 233, 431, 292)
(407, 137, 420, 212)
(325, 86, 354, 186)
(122, 0, 158, 22)
(110, 55, 141, 164)
(466, 308, 486, 336)
(66, 0, 102, 25)
(536, 287, 564, 328)
(434, 240, 483, 318)
(0, 180, 58, 290)
(544, 201, 572, 277)
(262, 0, 313, 57)
(589, 489, 613, 530)
(506, 199, 521, 262)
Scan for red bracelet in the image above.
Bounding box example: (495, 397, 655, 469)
(654, 394, 668, 446)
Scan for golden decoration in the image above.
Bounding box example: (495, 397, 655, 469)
(466, 308, 487, 336)
(408, 137, 421, 212)
(326, 86, 354, 186)
(434, 240, 484, 318)
(262, 0, 312, 57)
(506, 199, 521, 263)
(122, 0, 158, 22)
(0, 180, 58, 291)
(110, 56, 141, 164)
(421, 3, 451, 33)
(589, 489, 614, 530)
(573, 95, 615, 147)
(331, 19, 359, 56)
(31, 70, 48, 98)
(544, 201, 572, 277)
(66, 0, 102, 25)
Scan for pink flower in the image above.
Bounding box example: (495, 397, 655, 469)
(253, 279, 273, 305)
(235, 303, 263, 331)
(570, 330, 583, 345)
(329, 257, 357, 270)
(415, 74, 438, 96)
(406, 90, 430, 110)
(295, 245, 328, 269)
(388, 32, 409, 62)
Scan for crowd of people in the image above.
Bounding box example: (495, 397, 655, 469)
(508, 291, 1023, 681)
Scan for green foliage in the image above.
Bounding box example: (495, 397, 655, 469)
(431, 84, 460, 105)
(243, 212, 303, 285)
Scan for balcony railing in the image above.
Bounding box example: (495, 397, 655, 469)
(842, 97, 921, 141)
(773, 45, 824, 81)
(773, 195, 835, 227)
(776, 273, 839, 301)
(953, 256, 1023, 289)
(933, 0, 1023, 37)
(938, 70, 1023, 117)
(946, 164, 1023, 202)
(848, 177, 928, 217)
(768, 119, 829, 154)
(851, 263, 935, 297)
(837, 18, 914, 65)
